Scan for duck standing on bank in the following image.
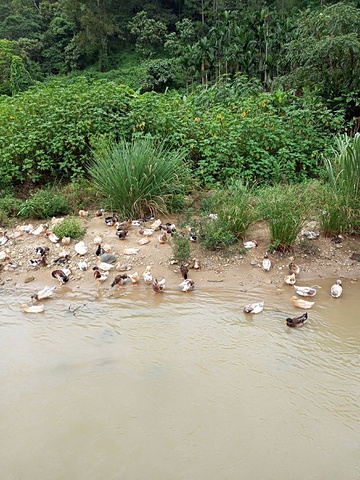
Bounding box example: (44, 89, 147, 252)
(262, 253, 271, 271)
(152, 278, 165, 293)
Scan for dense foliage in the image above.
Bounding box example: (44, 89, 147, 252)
(0, 76, 344, 188)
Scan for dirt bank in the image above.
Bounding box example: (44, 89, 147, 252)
(1, 212, 359, 298)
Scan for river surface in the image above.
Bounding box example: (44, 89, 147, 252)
(1, 278, 359, 480)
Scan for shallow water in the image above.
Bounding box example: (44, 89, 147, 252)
(1, 279, 359, 480)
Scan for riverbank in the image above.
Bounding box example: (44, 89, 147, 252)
(1, 211, 360, 297)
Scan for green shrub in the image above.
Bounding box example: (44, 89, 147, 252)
(258, 184, 310, 252)
(88, 136, 192, 218)
(0, 194, 22, 216)
(51, 216, 85, 239)
(198, 217, 236, 251)
(321, 133, 360, 235)
(170, 232, 191, 263)
(18, 188, 70, 219)
(61, 178, 101, 212)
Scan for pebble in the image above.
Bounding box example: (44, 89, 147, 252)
(24, 276, 35, 283)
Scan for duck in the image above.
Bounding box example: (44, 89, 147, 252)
(284, 273, 296, 285)
(111, 274, 128, 288)
(289, 262, 300, 275)
(262, 252, 271, 271)
(35, 246, 50, 256)
(139, 228, 155, 236)
(78, 260, 88, 271)
(78, 209, 88, 218)
(180, 264, 189, 280)
(132, 220, 142, 227)
(61, 236, 71, 246)
(150, 219, 162, 229)
(128, 272, 140, 286)
(95, 209, 105, 217)
(31, 223, 48, 236)
(152, 278, 165, 293)
(0, 231, 9, 246)
(45, 232, 60, 243)
(96, 259, 115, 271)
(158, 232, 168, 245)
(116, 229, 128, 240)
(243, 300, 264, 314)
(138, 236, 150, 245)
(294, 285, 320, 297)
(116, 219, 132, 230)
(331, 279, 343, 298)
(95, 244, 105, 256)
(116, 263, 132, 272)
(143, 265, 153, 284)
(93, 267, 109, 284)
(28, 255, 47, 268)
(75, 241, 87, 256)
(0, 249, 10, 261)
(243, 240, 257, 249)
(51, 268, 71, 285)
(123, 247, 140, 255)
(179, 279, 195, 292)
(53, 254, 70, 265)
(286, 312, 308, 328)
(301, 229, 320, 240)
(31, 285, 56, 301)
(188, 232, 197, 242)
(98, 253, 116, 264)
(160, 223, 176, 234)
(20, 303, 45, 313)
(193, 259, 200, 271)
(105, 215, 118, 227)
(291, 296, 314, 309)
(331, 234, 343, 244)
(93, 235, 103, 245)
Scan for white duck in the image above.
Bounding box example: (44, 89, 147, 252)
(294, 285, 320, 297)
(330, 279, 343, 298)
(179, 279, 195, 292)
(20, 304, 45, 313)
(31, 286, 56, 301)
(291, 296, 315, 309)
(243, 300, 264, 314)
(143, 266, 153, 284)
(284, 273, 296, 285)
(75, 241, 87, 256)
(78, 260, 88, 271)
(262, 252, 271, 271)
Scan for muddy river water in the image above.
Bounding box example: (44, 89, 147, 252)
(1, 278, 359, 479)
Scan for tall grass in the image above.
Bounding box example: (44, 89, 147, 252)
(88, 137, 192, 218)
(321, 133, 360, 235)
(258, 184, 310, 252)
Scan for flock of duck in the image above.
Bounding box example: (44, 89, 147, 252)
(243, 253, 343, 327)
(0, 214, 345, 327)
(1, 215, 198, 315)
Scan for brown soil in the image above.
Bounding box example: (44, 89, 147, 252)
(1, 212, 360, 295)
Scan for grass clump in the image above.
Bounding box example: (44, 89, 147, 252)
(18, 187, 70, 219)
(258, 184, 310, 252)
(321, 133, 360, 235)
(170, 232, 191, 264)
(88, 136, 192, 218)
(198, 218, 236, 250)
(0, 194, 22, 226)
(51, 217, 85, 239)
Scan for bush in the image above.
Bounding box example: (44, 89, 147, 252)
(198, 217, 236, 251)
(258, 184, 310, 252)
(88, 136, 192, 218)
(17, 187, 70, 219)
(170, 232, 191, 264)
(51, 216, 85, 239)
(61, 178, 101, 213)
(321, 133, 360, 235)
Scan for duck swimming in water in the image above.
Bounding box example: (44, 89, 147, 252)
(291, 296, 314, 309)
(286, 312, 308, 328)
(294, 285, 320, 297)
(31, 285, 56, 301)
(152, 278, 165, 293)
(330, 279, 343, 298)
(243, 300, 264, 314)
(179, 279, 195, 292)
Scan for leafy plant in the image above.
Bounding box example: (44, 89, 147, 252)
(170, 232, 191, 264)
(18, 187, 70, 219)
(88, 136, 192, 218)
(51, 216, 85, 239)
(258, 184, 310, 252)
(321, 133, 360, 235)
(198, 217, 236, 251)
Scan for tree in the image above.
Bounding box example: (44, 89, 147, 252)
(282, 2, 360, 113)
(127, 11, 167, 57)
